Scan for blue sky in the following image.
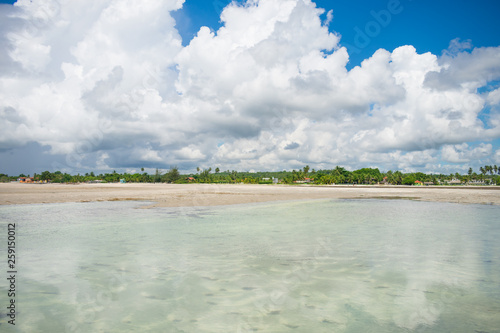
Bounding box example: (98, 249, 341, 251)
(1, 0, 500, 175)
(173, 0, 500, 68)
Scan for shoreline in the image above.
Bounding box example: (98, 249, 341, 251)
(1, 182, 500, 208)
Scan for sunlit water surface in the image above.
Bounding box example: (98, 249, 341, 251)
(1, 199, 499, 332)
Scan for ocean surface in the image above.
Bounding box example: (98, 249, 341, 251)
(1, 199, 499, 332)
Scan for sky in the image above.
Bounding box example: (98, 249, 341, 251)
(1, 0, 500, 176)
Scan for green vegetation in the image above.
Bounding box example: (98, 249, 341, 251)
(0, 173, 10, 183)
(1, 164, 499, 185)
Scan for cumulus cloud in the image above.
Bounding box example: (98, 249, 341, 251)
(441, 143, 493, 164)
(425, 43, 500, 90)
(1, 0, 500, 174)
(494, 149, 500, 164)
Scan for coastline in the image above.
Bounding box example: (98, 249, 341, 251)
(1, 182, 500, 207)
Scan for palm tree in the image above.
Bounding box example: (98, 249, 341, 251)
(384, 171, 392, 184)
(333, 166, 343, 177)
(154, 168, 162, 183)
(347, 173, 354, 184)
(393, 171, 403, 185)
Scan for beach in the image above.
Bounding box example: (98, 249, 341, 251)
(1, 182, 499, 207)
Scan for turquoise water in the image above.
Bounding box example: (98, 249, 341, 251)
(1, 199, 499, 332)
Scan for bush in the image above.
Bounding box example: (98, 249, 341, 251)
(402, 176, 415, 185)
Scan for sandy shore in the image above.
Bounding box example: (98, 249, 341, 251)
(1, 182, 500, 207)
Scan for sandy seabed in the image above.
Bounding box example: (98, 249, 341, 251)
(1, 182, 500, 207)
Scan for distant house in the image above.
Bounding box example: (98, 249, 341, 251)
(18, 177, 34, 183)
(424, 181, 434, 186)
(380, 177, 389, 185)
(186, 177, 196, 182)
(448, 178, 462, 185)
(294, 178, 312, 184)
(120, 179, 126, 183)
(414, 180, 423, 186)
(468, 180, 485, 185)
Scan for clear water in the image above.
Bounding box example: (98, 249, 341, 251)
(1, 199, 499, 332)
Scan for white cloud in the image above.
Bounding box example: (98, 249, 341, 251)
(441, 143, 492, 163)
(487, 88, 500, 106)
(137, 147, 163, 163)
(444, 38, 472, 56)
(494, 149, 500, 164)
(175, 146, 206, 161)
(425, 42, 500, 90)
(1, 0, 500, 174)
(324, 9, 333, 26)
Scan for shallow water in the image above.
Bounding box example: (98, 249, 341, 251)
(1, 199, 499, 332)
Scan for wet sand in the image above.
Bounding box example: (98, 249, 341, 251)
(1, 182, 499, 207)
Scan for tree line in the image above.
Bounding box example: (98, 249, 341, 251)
(1, 164, 499, 185)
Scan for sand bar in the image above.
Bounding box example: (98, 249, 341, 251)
(1, 182, 500, 207)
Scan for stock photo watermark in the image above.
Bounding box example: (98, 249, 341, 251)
(6, 223, 17, 326)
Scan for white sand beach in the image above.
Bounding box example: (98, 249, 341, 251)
(1, 182, 499, 207)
